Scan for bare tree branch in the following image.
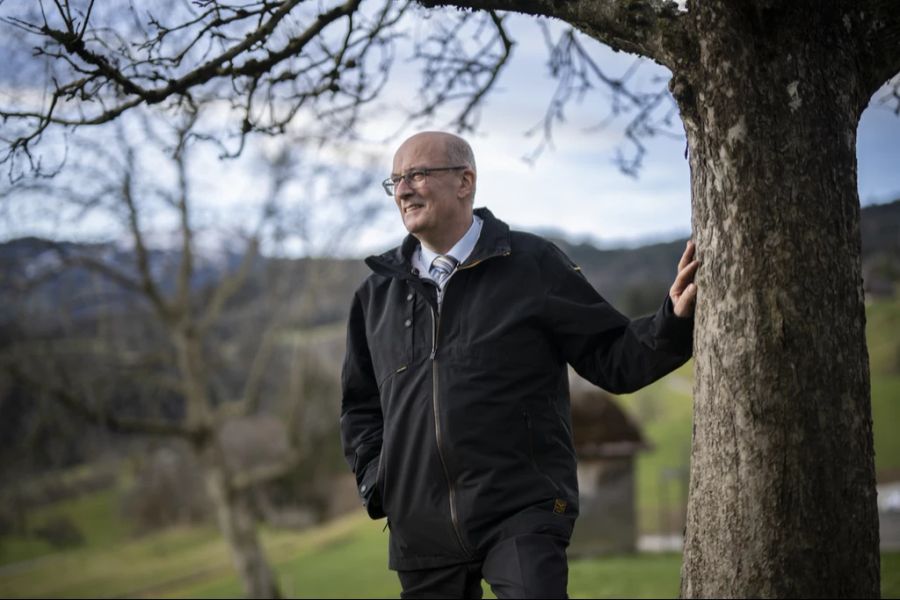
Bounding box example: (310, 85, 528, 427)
(417, 0, 688, 68)
(172, 114, 198, 313)
(197, 236, 260, 334)
(521, 23, 680, 174)
(120, 143, 174, 321)
(1, 0, 409, 172)
(46, 242, 145, 295)
(230, 449, 302, 491)
(6, 361, 206, 441)
(410, 8, 514, 132)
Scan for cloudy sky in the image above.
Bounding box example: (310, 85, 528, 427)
(349, 12, 900, 254)
(1, 9, 898, 256)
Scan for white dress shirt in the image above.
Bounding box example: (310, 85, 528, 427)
(412, 214, 483, 305)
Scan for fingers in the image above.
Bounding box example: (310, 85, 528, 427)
(674, 282, 698, 318)
(671, 239, 699, 318)
(672, 257, 700, 293)
(677, 239, 695, 272)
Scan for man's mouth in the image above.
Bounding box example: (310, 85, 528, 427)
(404, 204, 424, 214)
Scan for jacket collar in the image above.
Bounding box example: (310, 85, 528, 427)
(365, 207, 511, 279)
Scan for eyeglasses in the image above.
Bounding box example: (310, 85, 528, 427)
(382, 166, 467, 196)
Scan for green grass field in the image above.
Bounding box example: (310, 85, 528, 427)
(1, 509, 898, 599)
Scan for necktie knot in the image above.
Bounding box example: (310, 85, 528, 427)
(430, 254, 458, 286)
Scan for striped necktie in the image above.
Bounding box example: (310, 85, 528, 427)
(430, 254, 458, 287)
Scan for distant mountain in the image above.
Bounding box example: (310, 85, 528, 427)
(552, 238, 684, 316)
(860, 200, 900, 297)
(1, 199, 897, 324)
(552, 197, 900, 315)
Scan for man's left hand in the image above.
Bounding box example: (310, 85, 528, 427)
(670, 240, 699, 318)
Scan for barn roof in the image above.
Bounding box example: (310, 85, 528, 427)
(570, 385, 650, 459)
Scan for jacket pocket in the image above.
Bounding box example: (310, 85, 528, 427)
(377, 364, 408, 390)
(375, 448, 389, 515)
(522, 407, 562, 494)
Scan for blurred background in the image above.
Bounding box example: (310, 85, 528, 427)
(0, 2, 898, 598)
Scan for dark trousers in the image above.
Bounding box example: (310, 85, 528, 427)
(397, 531, 569, 599)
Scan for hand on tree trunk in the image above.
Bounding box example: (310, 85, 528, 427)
(670, 239, 699, 318)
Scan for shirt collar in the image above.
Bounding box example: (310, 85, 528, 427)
(418, 213, 483, 270)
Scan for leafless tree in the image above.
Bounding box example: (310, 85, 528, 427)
(0, 0, 521, 179)
(2, 106, 381, 598)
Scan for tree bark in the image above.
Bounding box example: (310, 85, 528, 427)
(201, 443, 282, 599)
(669, 4, 880, 597)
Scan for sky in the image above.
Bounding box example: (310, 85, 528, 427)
(347, 12, 900, 255)
(1, 9, 898, 257)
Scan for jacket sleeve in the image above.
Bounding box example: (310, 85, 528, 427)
(538, 242, 694, 394)
(339, 290, 385, 519)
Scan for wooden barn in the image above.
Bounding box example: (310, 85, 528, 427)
(568, 381, 650, 557)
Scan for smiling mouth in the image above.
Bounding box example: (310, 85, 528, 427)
(404, 204, 423, 214)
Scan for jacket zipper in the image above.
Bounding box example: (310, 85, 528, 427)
(429, 301, 471, 556)
(425, 250, 509, 558)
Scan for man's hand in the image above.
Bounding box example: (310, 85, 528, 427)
(670, 240, 699, 318)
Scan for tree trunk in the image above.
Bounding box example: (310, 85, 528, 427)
(202, 445, 282, 599)
(671, 5, 880, 597)
(175, 328, 282, 599)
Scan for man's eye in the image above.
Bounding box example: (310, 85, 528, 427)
(408, 170, 427, 182)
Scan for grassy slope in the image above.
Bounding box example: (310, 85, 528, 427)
(0, 484, 131, 565)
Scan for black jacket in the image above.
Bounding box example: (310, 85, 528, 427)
(340, 208, 693, 571)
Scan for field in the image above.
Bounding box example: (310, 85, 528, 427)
(1, 507, 898, 598)
(1, 299, 898, 597)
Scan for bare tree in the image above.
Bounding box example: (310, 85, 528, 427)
(2, 0, 900, 597)
(2, 106, 382, 598)
(0, 0, 515, 179)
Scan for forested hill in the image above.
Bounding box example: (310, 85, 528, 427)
(553, 197, 900, 314)
(1, 198, 897, 322)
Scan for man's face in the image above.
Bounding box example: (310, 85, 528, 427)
(391, 134, 471, 241)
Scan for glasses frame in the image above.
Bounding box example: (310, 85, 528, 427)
(382, 165, 468, 196)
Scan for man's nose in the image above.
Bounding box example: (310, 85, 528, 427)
(396, 177, 414, 199)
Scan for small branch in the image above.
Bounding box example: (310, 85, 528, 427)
(230, 450, 302, 491)
(521, 23, 679, 173)
(172, 115, 198, 312)
(48, 243, 144, 296)
(198, 236, 260, 334)
(7, 362, 205, 441)
(453, 10, 513, 131)
(120, 145, 173, 321)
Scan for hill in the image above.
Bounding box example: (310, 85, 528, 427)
(2, 198, 897, 322)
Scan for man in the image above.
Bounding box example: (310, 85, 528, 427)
(341, 131, 698, 598)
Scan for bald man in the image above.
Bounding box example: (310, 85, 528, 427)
(341, 131, 698, 598)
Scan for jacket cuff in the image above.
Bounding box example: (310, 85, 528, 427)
(357, 457, 385, 519)
(656, 294, 694, 354)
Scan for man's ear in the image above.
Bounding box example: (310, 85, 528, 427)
(458, 167, 476, 200)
